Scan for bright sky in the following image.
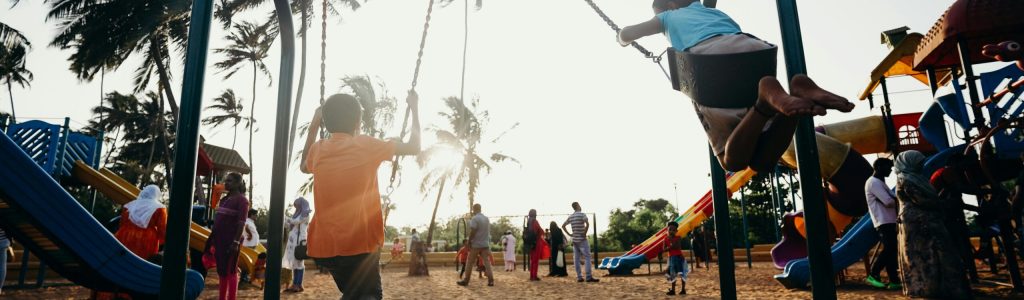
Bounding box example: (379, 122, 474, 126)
(2, 0, 979, 234)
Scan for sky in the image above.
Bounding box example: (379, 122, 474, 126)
(1, 0, 993, 235)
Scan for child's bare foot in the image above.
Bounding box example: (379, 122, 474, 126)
(758, 76, 824, 117)
(789, 74, 854, 112)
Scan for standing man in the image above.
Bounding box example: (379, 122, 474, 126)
(864, 158, 901, 289)
(457, 204, 494, 287)
(562, 202, 600, 283)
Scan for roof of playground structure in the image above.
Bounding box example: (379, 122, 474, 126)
(914, 0, 1024, 70)
(201, 142, 250, 174)
(858, 32, 953, 100)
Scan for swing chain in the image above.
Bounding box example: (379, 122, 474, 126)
(583, 0, 661, 64)
(389, 0, 437, 188)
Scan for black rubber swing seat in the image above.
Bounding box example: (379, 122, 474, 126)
(668, 45, 778, 109)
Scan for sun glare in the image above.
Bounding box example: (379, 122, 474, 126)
(428, 147, 463, 170)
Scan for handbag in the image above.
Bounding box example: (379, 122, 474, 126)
(292, 220, 310, 260)
(556, 250, 565, 268)
(202, 246, 217, 269)
(294, 240, 309, 260)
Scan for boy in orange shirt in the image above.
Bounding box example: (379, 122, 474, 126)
(300, 91, 421, 299)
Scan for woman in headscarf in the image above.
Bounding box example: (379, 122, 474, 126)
(283, 197, 311, 293)
(116, 185, 167, 260)
(525, 209, 549, 281)
(547, 221, 568, 277)
(204, 173, 250, 300)
(894, 150, 969, 298)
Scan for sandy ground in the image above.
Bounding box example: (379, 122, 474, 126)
(1, 262, 1019, 299)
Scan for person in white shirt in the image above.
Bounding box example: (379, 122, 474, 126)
(500, 230, 517, 272)
(864, 158, 900, 289)
(243, 209, 260, 249)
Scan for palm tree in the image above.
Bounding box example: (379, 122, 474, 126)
(48, 0, 190, 118)
(0, 0, 30, 50)
(87, 91, 174, 186)
(203, 89, 251, 149)
(418, 96, 518, 246)
(0, 44, 31, 123)
(214, 20, 277, 197)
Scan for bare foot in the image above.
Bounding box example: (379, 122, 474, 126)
(789, 74, 854, 112)
(758, 76, 823, 117)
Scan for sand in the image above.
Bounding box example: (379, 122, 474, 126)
(2, 261, 1018, 299)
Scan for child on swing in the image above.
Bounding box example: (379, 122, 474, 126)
(618, 0, 854, 173)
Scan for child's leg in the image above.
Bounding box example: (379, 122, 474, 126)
(720, 77, 814, 172)
(790, 75, 854, 112)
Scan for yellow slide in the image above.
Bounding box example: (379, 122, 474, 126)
(72, 161, 265, 277)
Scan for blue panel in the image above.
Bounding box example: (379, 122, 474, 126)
(919, 102, 951, 151)
(981, 65, 1024, 159)
(6, 120, 61, 175)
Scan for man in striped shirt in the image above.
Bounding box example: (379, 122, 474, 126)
(562, 202, 599, 283)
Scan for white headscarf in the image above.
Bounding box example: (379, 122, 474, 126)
(124, 185, 166, 228)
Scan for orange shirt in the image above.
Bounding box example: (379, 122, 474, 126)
(115, 208, 167, 260)
(210, 183, 225, 210)
(305, 133, 395, 257)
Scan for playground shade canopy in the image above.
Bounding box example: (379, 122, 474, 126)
(858, 33, 953, 100)
(913, 0, 1024, 70)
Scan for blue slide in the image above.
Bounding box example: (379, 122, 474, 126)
(773, 215, 878, 289)
(600, 254, 646, 275)
(0, 133, 204, 298)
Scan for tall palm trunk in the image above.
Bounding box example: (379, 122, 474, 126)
(6, 80, 15, 123)
(150, 37, 180, 119)
(232, 124, 238, 149)
(287, 6, 310, 161)
(426, 177, 447, 246)
(249, 62, 257, 198)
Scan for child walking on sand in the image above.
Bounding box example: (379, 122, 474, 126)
(300, 91, 421, 299)
(664, 221, 689, 295)
(617, 0, 853, 173)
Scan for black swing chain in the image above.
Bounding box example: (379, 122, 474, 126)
(583, 0, 661, 64)
(583, 0, 671, 81)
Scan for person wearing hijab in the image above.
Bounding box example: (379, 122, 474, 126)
(894, 150, 969, 298)
(205, 173, 250, 300)
(547, 221, 568, 277)
(116, 185, 168, 260)
(525, 209, 549, 281)
(283, 197, 312, 293)
(93, 185, 168, 300)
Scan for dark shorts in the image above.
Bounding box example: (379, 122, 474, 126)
(315, 252, 382, 300)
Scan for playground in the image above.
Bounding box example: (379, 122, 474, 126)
(2, 0, 1024, 299)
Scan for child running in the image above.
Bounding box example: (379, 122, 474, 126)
(300, 91, 421, 299)
(617, 0, 854, 173)
(664, 221, 688, 295)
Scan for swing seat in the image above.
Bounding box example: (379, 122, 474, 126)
(668, 45, 778, 109)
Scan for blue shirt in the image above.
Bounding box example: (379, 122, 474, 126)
(657, 2, 741, 50)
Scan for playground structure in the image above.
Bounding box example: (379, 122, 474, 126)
(0, 119, 205, 299)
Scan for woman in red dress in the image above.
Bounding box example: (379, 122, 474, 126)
(526, 209, 549, 281)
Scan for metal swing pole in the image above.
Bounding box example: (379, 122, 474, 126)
(775, 0, 835, 298)
(159, 0, 214, 297)
(264, 0, 296, 298)
(708, 146, 736, 299)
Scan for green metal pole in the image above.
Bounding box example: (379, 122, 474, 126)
(740, 187, 751, 269)
(159, 0, 214, 298)
(708, 147, 736, 299)
(264, 1, 295, 299)
(769, 168, 781, 241)
(774, 1, 836, 298)
(592, 213, 599, 267)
